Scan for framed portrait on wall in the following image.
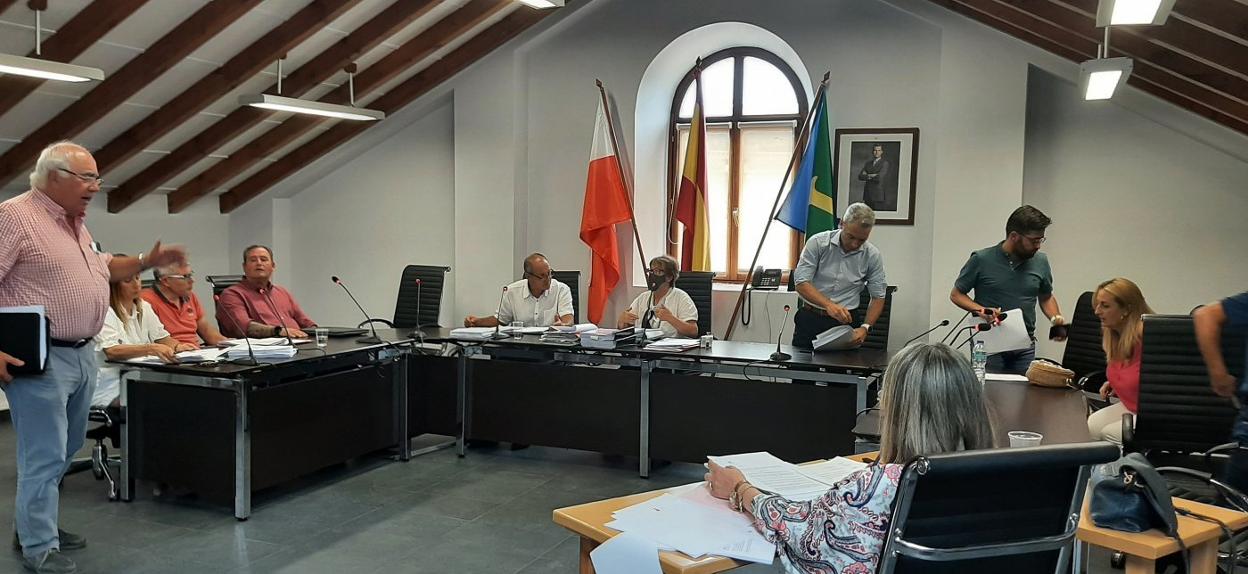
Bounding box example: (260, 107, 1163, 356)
(833, 128, 919, 225)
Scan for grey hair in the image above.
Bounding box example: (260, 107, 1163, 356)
(842, 202, 876, 227)
(29, 140, 87, 190)
(522, 252, 548, 275)
(152, 262, 184, 281)
(878, 343, 994, 464)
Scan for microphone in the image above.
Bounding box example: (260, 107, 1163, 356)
(258, 287, 294, 346)
(902, 319, 950, 348)
(331, 275, 384, 344)
(212, 293, 259, 366)
(770, 305, 792, 362)
(940, 310, 971, 344)
(490, 285, 511, 340)
(953, 323, 994, 349)
(409, 278, 425, 340)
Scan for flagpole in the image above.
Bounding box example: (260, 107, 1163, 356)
(724, 71, 831, 341)
(596, 79, 648, 271)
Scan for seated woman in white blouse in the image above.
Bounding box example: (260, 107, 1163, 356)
(617, 255, 699, 338)
(92, 269, 195, 408)
(706, 342, 994, 574)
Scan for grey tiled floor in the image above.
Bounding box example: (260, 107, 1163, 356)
(0, 426, 784, 573)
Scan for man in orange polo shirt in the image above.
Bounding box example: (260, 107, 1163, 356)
(141, 261, 226, 348)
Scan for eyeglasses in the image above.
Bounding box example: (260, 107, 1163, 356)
(57, 168, 103, 186)
(1022, 235, 1047, 245)
(164, 273, 194, 280)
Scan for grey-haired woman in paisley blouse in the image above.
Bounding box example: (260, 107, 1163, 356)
(706, 342, 994, 574)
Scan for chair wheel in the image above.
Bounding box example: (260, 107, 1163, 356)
(1111, 551, 1125, 569)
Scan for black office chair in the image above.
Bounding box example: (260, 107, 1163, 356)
(550, 270, 581, 324)
(1041, 292, 1110, 411)
(850, 285, 897, 351)
(66, 406, 122, 500)
(358, 265, 450, 330)
(205, 275, 244, 297)
(140, 278, 155, 290)
(1123, 315, 1245, 465)
(673, 271, 713, 336)
(879, 442, 1120, 573)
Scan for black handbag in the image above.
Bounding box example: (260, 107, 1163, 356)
(1090, 453, 1188, 572)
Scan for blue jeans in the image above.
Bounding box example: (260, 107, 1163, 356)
(3, 345, 95, 557)
(1227, 386, 1248, 493)
(985, 341, 1036, 376)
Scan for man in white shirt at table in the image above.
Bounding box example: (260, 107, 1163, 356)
(464, 253, 574, 328)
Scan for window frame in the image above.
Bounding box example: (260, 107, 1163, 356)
(666, 46, 809, 283)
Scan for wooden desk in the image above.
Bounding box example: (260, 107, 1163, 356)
(1077, 497, 1248, 574)
(551, 453, 877, 574)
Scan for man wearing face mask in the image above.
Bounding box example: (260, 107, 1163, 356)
(464, 253, 573, 328)
(951, 205, 1066, 375)
(792, 203, 887, 350)
(618, 255, 699, 338)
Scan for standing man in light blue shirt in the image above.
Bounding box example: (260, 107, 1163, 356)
(791, 203, 887, 349)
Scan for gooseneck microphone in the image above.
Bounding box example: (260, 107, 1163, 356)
(490, 285, 511, 340)
(902, 319, 950, 348)
(258, 287, 294, 346)
(770, 305, 792, 362)
(410, 278, 425, 340)
(940, 310, 971, 344)
(331, 276, 384, 344)
(212, 293, 259, 366)
(953, 323, 994, 349)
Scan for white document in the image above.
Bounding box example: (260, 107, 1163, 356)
(590, 532, 663, 574)
(220, 337, 293, 347)
(0, 305, 47, 370)
(225, 344, 296, 359)
(513, 326, 548, 334)
(797, 457, 868, 487)
(608, 493, 773, 563)
(972, 308, 1031, 354)
(708, 452, 829, 501)
(986, 373, 1029, 383)
(125, 347, 229, 365)
(645, 338, 700, 350)
(812, 325, 856, 352)
(447, 327, 497, 341)
(552, 323, 598, 334)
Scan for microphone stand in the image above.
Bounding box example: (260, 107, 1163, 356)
(770, 305, 792, 361)
(260, 287, 294, 346)
(211, 292, 260, 366)
(490, 286, 511, 340)
(901, 320, 950, 348)
(332, 276, 384, 344)
(410, 279, 425, 342)
(940, 310, 971, 344)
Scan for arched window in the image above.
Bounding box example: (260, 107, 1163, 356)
(667, 47, 808, 281)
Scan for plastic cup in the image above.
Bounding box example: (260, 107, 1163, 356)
(510, 321, 524, 329)
(1007, 431, 1043, 448)
(314, 328, 328, 348)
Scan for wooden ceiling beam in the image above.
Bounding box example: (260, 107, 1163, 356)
(1169, 0, 1248, 42)
(218, 7, 548, 213)
(168, 0, 511, 213)
(106, 0, 442, 213)
(929, 0, 1248, 135)
(0, 0, 261, 186)
(1058, 0, 1248, 81)
(0, 0, 150, 117)
(97, 0, 363, 212)
(0, 0, 21, 15)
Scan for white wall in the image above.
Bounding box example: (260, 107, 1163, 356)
(241, 0, 1248, 355)
(286, 100, 457, 329)
(1024, 68, 1248, 359)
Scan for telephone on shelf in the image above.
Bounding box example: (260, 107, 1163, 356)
(750, 267, 783, 290)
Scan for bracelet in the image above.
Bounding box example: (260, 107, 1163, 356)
(729, 480, 751, 512)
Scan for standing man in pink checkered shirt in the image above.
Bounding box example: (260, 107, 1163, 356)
(0, 141, 186, 574)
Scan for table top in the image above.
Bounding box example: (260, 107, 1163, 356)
(1077, 497, 1248, 558)
(552, 454, 875, 574)
(419, 327, 889, 373)
(114, 328, 416, 378)
(854, 379, 1091, 447)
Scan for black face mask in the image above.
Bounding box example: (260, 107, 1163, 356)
(646, 272, 666, 292)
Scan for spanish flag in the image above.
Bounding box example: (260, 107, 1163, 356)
(675, 64, 711, 272)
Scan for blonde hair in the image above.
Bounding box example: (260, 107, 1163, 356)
(109, 259, 143, 335)
(1096, 277, 1153, 363)
(878, 343, 994, 463)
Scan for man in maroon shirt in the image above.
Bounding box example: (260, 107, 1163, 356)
(215, 245, 316, 339)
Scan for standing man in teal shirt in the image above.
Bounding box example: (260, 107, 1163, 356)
(951, 205, 1068, 374)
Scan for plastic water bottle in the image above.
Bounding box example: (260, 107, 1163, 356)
(971, 340, 988, 384)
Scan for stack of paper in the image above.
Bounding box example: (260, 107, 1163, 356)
(707, 452, 868, 501)
(644, 338, 700, 351)
(220, 337, 310, 347)
(812, 325, 856, 351)
(552, 323, 598, 334)
(126, 347, 229, 364)
(448, 327, 498, 341)
(606, 489, 775, 564)
(225, 345, 296, 359)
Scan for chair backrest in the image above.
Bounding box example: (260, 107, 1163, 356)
(550, 270, 580, 324)
(140, 278, 155, 290)
(673, 271, 714, 336)
(1060, 291, 1106, 379)
(879, 442, 1120, 574)
(391, 265, 450, 329)
(851, 285, 897, 350)
(205, 275, 244, 297)
(1131, 314, 1245, 454)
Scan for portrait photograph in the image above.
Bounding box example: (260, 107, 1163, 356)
(834, 128, 919, 225)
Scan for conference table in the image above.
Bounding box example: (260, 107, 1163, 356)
(117, 330, 416, 519)
(413, 328, 890, 476)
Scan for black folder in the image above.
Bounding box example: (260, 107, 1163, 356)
(0, 310, 49, 375)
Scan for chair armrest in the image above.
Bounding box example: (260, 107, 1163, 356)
(1076, 370, 1108, 393)
(1121, 412, 1136, 451)
(357, 318, 395, 329)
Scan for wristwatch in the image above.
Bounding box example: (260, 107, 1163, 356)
(861, 323, 872, 332)
(272, 325, 282, 337)
(137, 251, 148, 270)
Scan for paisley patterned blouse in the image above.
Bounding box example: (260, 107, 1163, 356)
(748, 463, 903, 574)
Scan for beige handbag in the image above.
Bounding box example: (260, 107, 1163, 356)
(1026, 359, 1075, 388)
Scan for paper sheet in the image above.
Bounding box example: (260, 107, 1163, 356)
(986, 373, 1029, 382)
(707, 452, 828, 501)
(608, 493, 773, 562)
(590, 531, 663, 574)
(125, 347, 229, 364)
(797, 457, 868, 486)
(972, 308, 1031, 354)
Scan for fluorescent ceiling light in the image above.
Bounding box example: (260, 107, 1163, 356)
(0, 53, 104, 82)
(238, 94, 384, 121)
(1080, 57, 1133, 100)
(1096, 0, 1176, 26)
(517, 0, 564, 8)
